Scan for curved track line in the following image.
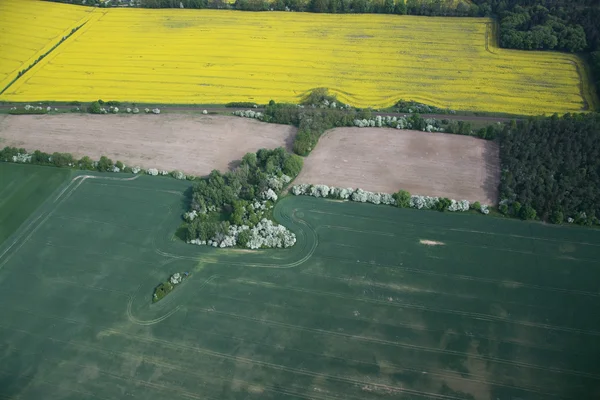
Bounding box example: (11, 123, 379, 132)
(153, 209, 319, 269)
(126, 274, 219, 326)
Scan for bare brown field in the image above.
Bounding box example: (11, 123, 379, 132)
(295, 127, 500, 204)
(0, 114, 295, 175)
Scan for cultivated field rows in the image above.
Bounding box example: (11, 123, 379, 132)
(1, 6, 591, 115)
(0, 114, 296, 177)
(0, 170, 599, 399)
(295, 127, 500, 203)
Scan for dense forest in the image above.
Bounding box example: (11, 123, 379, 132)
(472, 0, 599, 52)
(498, 113, 600, 225)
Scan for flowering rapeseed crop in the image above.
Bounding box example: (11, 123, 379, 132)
(0, 5, 594, 115)
(0, 0, 93, 91)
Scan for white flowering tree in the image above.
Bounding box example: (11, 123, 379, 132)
(291, 184, 484, 215)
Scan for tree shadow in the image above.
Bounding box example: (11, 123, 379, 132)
(227, 159, 241, 171)
(181, 185, 193, 211)
(284, 127, 297, 152)
(482, 141, 501, 204)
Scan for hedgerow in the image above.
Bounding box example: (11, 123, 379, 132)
(291, 184, 486, 214)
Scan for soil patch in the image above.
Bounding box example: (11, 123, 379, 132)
(0, 114, 296, 176)
(295, 127, 500, 203)
(420, 240, 445, 246)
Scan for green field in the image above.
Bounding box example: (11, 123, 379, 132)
(0, 163, 71, 245)
(1, 165, 600, 399)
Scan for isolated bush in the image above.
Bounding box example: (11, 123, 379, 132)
(172, 170, 186, 180)
(393, 190, 411, 208)
(520, 205, 537, 220)
(436, 197, 452, 212)
(78, 156, 94, 170)
(283, 154, 303, 177)
(87, 101, 102, 114)
(96, 156, 113, 172)
(550, 210, 564, 224)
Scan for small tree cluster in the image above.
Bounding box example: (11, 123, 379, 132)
(233, 109, 263, 119)
(395, 100, 455, 115)
(184, 147, 301, 249)
(354, 115, 443, 132)
(153, 272, 189, 303)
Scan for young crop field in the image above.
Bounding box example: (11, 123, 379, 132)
(1, 164, 599, 399)
(0, 5, 595, 115)
(0, 0, 94, 91)
(0, 162, 71, 246)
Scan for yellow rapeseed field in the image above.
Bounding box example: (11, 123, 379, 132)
(0, 0, 93, 91)
(1, 4, 595, 115)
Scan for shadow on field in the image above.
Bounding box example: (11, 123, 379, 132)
(173, 185, 195, 242)
(227, 159, 241, 171)
(284, 129, 296, 152)
(482, 141, 501, 204)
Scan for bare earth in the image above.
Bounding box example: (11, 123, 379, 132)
(295, 127, 500, 203)
(0, 114, 296, 176)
